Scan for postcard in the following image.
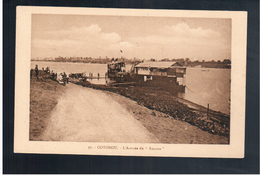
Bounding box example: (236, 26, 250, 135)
(14, 6, 247, 158)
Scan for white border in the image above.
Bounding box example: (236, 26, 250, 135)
(14, 6, 247, 158)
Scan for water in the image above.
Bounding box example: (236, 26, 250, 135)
(178, 67, 231, 115)
(31, 61, 108, 76)
(31, 61, 231, 115)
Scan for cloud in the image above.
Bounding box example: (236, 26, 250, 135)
(32, 24, 132, 58)
(128, 22, 229, 60)
(45, 24, 102, 40)
(101, 32, 121, 43)
(131, 22, 221, 44)
(109, 41, 133, 50)
(162, 22, 221, 39)
(32, 22, 230, 60)
(171, 23, 220, 38)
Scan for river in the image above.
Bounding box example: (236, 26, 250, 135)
(31, 61, 231, 115)
(177, 67, 230, 115)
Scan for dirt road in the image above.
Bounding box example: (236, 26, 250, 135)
(40, 83, 159, 143)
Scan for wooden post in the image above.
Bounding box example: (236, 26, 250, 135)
(207, 103, 209, 120)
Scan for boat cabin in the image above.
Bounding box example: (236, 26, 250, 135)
(134, 61, 186, 91)
(107, 61, 126, 72)
(107, 61, 127, 82)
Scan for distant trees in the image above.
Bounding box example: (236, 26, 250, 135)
(223, 59, 231, 64)
(51, 56, 141, 64)
(161, 58, 169, 61)
(198, 59, 231, 68)
(35, 56, 231, 69)
(158, 58, 231, 68)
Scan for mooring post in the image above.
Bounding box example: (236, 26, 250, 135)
(207, 103, 209, 120)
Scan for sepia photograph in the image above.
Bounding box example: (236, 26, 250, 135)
(14, 7, 247, 157)
(30, 14, 231, 144)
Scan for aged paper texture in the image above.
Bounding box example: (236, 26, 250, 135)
(14, 6, 247, 158)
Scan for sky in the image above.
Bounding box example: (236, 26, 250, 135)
(31, 14, 231, 61)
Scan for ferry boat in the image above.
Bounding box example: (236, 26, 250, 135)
(132, 61, 186, 93)
(106, 60, 186, 93)
(106, 61, 128, 83)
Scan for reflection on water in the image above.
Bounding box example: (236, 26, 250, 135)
(31, 61, 231, 115)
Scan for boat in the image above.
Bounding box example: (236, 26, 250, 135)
(106, 60, 186, 93)
(132, 61, 186, 93)
(106, 61, 128, 83)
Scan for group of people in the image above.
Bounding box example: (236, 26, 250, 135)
(89, 72, 100, 79)
(30, 65, 68, 84)
(31, 64, 101, 84)
(57, 72, 68, 84)
(30, 65, 52, 79)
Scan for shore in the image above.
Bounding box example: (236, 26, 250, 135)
(30, 75, 228, 143)
(106, 91, 228, 144)
(74, 80, 230, 139)
(30, 73, 65, 140)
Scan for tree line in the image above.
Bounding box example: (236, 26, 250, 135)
(32, 56, 231, 68)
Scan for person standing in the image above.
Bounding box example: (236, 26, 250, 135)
(63, 72, 68, 83)
(35, 65, 38, 78)
(30, 69, 33, 79)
